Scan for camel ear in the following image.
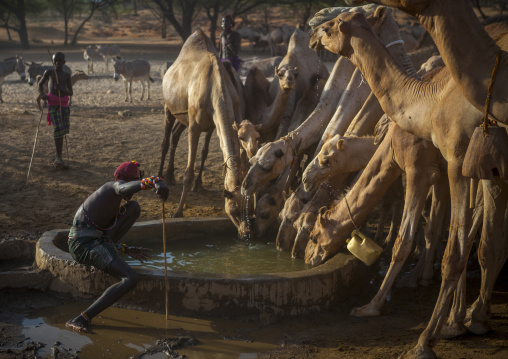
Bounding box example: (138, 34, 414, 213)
(336, 139, 345, 151)
(275, 149, 284, 158)
(232, 122, 239, 131)
(275, 66, 280, 77)
(373, 5, 388, 20)
(255, 124, 263, 131)
(223, 189, 234, 199)
(318, 206, 327, 216)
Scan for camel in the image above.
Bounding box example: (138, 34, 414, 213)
(233, 120, 262, 159)
(242, 64, 298, 144)
(309, 8, 508, 358)
(160, 29, 252, 239)
(36, 70, 89, 111)
(346, 0, 508, 125)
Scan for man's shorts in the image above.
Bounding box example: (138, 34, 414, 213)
(68, 220, 119, 271)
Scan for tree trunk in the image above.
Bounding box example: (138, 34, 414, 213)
(161, 17, 166, 38)
(16, 9, 29, 49)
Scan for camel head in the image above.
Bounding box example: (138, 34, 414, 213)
(309, 7, 388, 57)
(223, 186, 255, 240)
(254, 190, 281, 238)
(302, 134, 348, 192)
(275, 64, 298, 92)
(306, 207, 347, 266)
(241, 136, 301, 196)
(233, 120, 262, 159)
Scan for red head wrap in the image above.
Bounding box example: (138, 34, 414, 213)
(114, 161, 141, 181)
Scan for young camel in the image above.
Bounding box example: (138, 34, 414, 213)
(160, 29, 252, 240)
(309, 8, 508, 358)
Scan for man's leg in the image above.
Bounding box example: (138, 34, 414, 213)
(54, 136, 64, 164)
(66, 257, 139, 332)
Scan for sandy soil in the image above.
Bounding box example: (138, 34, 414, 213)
(1, 9, 508, 359)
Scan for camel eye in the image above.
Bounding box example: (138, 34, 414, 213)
(321, 158, 329, 166)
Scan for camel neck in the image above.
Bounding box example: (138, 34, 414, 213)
(414, 0, 506, 122)
(348, 30, 445, 141)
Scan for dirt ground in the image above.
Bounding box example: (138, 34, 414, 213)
(1, 8, 508, 359)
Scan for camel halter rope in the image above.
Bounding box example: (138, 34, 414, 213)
(344, 194, 361, 232)
(481, 50, 503, 134)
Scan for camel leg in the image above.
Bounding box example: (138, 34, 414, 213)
(158, 105, 176, 179)
(441, 182, 484, 338)
(397, 175, 450, 289)
(351, 169, 432, 317)
(465, 178, 508, 335)
(174, 123, 200, 218)
(164, 122, 186, 185)
(192, 128, 213, 192)
(400, 162, 473, 359)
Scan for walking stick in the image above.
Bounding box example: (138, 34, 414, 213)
(162, 201, 169, 320)
(26, 109, 45, 187)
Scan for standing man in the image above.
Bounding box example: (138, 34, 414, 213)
(66, 161, 169, 333)
(219, 14, 242, 71)
(38, 52, 73, 170)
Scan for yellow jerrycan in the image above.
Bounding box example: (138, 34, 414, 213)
(346, 229, 383, 266)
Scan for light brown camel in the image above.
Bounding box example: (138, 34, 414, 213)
(160, 29, 251, 239)
(242, 64, 298, 144)
(309, 8, 508, 358)
(233, 120, 262, 159)
(346, 0, 508, 125)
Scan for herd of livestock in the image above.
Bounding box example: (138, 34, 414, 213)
(1, 1, 507, 358)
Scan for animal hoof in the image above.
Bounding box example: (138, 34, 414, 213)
(350, 305, 380, 317)
(440, 322, 467, 339)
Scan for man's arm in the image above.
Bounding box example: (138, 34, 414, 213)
(114, 178, 169, 201)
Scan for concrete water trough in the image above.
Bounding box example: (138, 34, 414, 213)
(36, 217, 368, 318)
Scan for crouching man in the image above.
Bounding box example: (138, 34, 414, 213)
(66, 161, 169, 332)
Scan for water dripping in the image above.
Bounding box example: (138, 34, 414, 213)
(243, 194, 252, 241)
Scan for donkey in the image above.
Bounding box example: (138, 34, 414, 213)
(98, 45, 121, 71)
(112, 57, 154, 102)
(0, 55, 26, 103)
(83, 45, 99, 74)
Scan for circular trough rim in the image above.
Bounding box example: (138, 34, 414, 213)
(36, 217, 366, 317)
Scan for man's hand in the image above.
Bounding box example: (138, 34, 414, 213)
(128, 246, 152, 263)
(155, 181, 169, 201)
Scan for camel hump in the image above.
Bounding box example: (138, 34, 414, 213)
(180, 29, 218, 58)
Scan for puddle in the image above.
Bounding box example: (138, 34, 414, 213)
(19, 301, 281, 358)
